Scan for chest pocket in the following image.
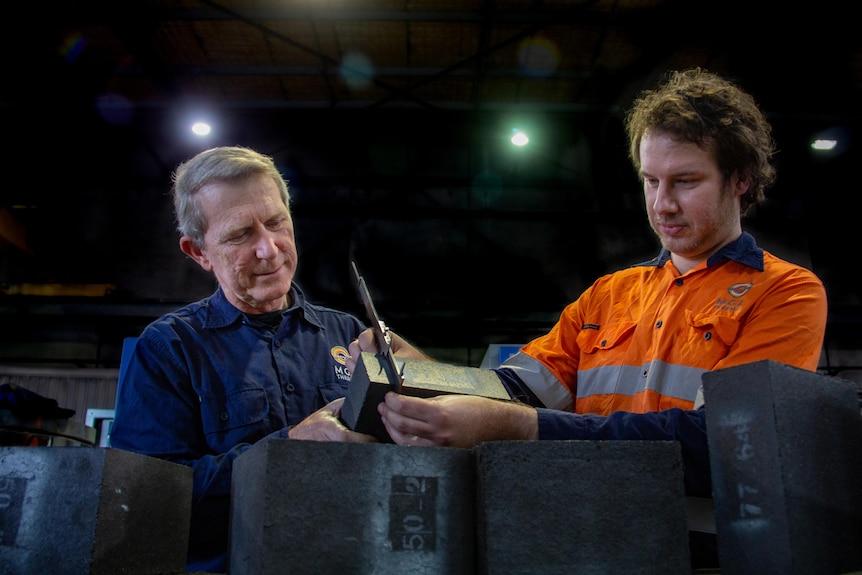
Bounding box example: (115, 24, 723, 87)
(200, 386, 269, 435)
(577, 321, 637, 355)
(685, 310, 741, 343)
(683, 310, 742, 361)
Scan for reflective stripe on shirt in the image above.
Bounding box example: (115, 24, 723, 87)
(503, 351, 573, 411)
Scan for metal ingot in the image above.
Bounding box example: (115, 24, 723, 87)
(341, 353, 511, 442)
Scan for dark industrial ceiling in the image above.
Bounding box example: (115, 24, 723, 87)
(2, 0, 861, 368)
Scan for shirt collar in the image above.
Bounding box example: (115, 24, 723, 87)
(654, 231, 764, 272)
(203, 284, 324, 329)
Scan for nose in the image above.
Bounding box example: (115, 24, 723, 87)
(651, 181, 677, 214)
(254, 231, 279, 259)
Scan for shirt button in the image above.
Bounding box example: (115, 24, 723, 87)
(286, 383, 295, 392)
(675, 278, 683, 286)
(600, 339, 607, 347)
(642, 369, 648, 378)
(704, 332, 712, 340)
(655, 320, 662, 328)
(274, 340, 282, 348)
(219, 412, 230, 422)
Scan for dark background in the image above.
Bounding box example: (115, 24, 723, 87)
(1, 0, 859, 369)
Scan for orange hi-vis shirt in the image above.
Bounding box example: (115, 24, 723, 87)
(501, 232, 828, 416)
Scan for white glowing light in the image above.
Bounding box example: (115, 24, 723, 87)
(191, 122, 212, 136)
(511, 130, 529, 146)
(810, 138, 837, 151)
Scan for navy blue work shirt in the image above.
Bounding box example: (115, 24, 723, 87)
(110, 284, 366, 573)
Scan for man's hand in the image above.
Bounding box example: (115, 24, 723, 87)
(377, 392, 539, 449)
(346, 328, 431, 374)
(288, 397, 378, 443)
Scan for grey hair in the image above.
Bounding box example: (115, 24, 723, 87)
(171, 146, 290, 246)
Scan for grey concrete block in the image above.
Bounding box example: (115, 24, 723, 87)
(230, 438, 474, 575)
(474, 440, 691, 575)
(0, 446, 193, 575)
(703, 359, 862, 575)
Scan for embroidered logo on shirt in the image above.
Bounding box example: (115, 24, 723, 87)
(331, 346, 350, 365)
(332, 346, 352, 381)
(727, 282, 753, 298)
(714, 282, 752, 312)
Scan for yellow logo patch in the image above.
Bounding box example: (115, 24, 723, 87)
(331, 346, 350, 365)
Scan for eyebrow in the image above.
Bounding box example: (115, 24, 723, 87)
(641, 168, 702, 179)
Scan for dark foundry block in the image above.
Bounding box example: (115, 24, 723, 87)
(230, 438, 474, 575)
(0, 446, 192, 575)
(474, 440, 691, 575)
(703, 359, 862, 575)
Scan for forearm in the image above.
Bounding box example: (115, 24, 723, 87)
(488, 399, 539, 441)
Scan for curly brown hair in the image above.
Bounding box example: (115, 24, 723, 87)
(624, 68, 776, 215)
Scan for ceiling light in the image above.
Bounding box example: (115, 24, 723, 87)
(191, 122, 212, 137)
(808, 126, 849, 157)
(511, 130, 529, 146)
(810, 138, 837, 151)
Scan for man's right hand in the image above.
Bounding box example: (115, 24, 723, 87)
(288, 397, 378, 443)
